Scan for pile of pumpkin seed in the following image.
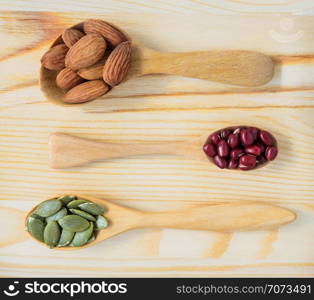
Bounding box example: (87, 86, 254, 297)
(26, 195, 109, 248)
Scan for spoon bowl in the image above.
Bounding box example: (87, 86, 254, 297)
(40, 21, 275, 106)
(25, 194, 142, 250)
(26, 194, 296, 250)
(40, 21, 130, 106)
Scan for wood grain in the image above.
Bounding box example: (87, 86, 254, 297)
(0, 4, 314, 277)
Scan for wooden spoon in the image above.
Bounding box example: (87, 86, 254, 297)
(50, 132, 212, 169)
(49, 132, 275, 169)
(25, 194, 296, 250)
(40, 22, 274, 106)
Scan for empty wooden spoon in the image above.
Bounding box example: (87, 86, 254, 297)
(25, 194, 295, 250)
(40, 22, 274, 106)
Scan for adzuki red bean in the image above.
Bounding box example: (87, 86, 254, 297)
(256, 155, 266, 164)
(203, 143, 216, 157)
(220, 129, 232, 140)
(217, 140, 229, 157)
(213, 155, 227, 169)
(239, 154, 256, 169)
(240, 129, 254, 146)
(203, 126, 278, 170)
(247, 127, 258, 140)
(227, 133, 239, 148)
(259, 130, 274, 146)
(230, 148, 244, 160)
(228, 159, 238, 169)
(265, 146, 278, 161)
(245, 144, 262, 156)
(209, 133, 220, 145)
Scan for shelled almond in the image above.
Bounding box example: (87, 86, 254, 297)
(64, 80, 109, 104)
(83, 19, 127, 47)
(65, 33, 107, 71)
(103, 41, 131, 86)
(56, 68, 84, 90)
(62, 28, 85, 48)
(41, 44, 69, 71)
(40, 19, 131, 104)
(78, 55, 109, 80)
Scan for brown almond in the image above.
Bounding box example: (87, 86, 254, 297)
(41, 44, 68, 71)
(77, 52, 110, 80)
(103, 41, 131, 86)
(65, 33, 106, 71)
(63, 80, 109, 104)
(83, 19, 127, 47)
(56, 68, 84, 90)
(62, 28, 85, 48)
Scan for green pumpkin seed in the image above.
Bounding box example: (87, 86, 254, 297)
(69, 209, 96, 221)
(58, 195, 76, 205)
(28, 196, 109, 249)
(46, 207, 67, 223)
(87, 234, 95, 244)
(70, 222, 94, 247)
(78, 202, 104, 215)
(67, 199, 88, 209)
(35, 199, 62, 217)
(27, 217, 45, 242)
(30, 213, 45, 221)
(58, 215, 89, 232)
(44, 221, 61, 247)
(58, 229, 75, 247)
(95, 215, 109, 230)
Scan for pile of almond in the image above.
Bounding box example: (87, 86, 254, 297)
(41, 19, 131, 104)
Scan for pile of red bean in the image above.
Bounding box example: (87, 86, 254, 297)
(203, 126, 278, 170)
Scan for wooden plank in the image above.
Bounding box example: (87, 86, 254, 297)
(0, 0, 313, 15)
(0, 7, 313, 277)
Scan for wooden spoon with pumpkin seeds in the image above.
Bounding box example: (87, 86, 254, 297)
(25, 194, 296, 250)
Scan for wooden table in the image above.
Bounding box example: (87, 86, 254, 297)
(0, 0, 313, 277)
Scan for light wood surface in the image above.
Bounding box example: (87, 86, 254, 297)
(0, 1, 314, 277)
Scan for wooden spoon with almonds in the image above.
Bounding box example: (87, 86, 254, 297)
(40, 20, 274, 106)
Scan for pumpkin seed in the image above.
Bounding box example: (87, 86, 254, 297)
(27, 217, 45, 242)
(67, 199, 88, 209)
(30, 213, 45, 221)
(46, 207, 67, 223)
(44, 221, 61, 247)
(87, 234, 95, 244)
(70, 222, 94, 247)
(58, 215, 89, 232)
(69, 208, 96, 221)
(58, 229, 75, 247)
(78, 202, 104, 215)
(58, 195, 76, 205)
(28, 195, 110, 248)
(95, 215, 108, 229)
(35, 199, 62, 217)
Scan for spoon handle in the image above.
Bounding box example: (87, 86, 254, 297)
(49, 133, 181, 169)
(141, 50, 274, 87)
(139, 203, 295, 232)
